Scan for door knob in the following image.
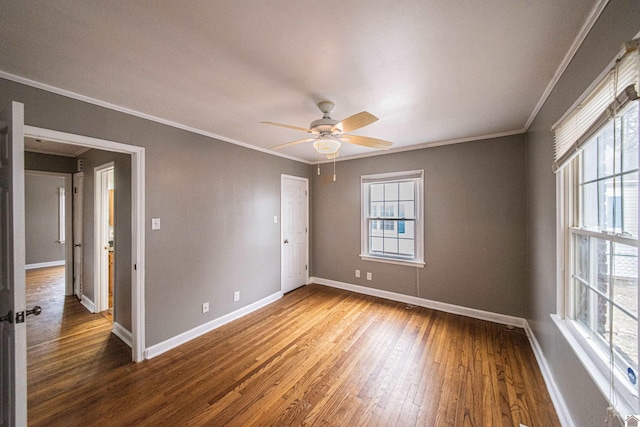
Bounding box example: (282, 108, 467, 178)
(26, 306, 42, 317)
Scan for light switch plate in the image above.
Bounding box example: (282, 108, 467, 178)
(151, 218, 161, 230)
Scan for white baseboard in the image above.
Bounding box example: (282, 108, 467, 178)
(112, 322, 133, 348)
(145, 291, 283, 360)
(310, 277, 526, 328)
(80, 295, 95, 313)
(25, 260, 65, 270)
(523, 322, 574, 427)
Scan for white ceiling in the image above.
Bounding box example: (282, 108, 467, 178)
(0, 1, 599, 162)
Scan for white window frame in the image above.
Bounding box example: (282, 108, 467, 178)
(553, 40, 640, 417)
(360, 170, 424, 267)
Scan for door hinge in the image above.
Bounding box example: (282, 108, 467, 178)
(305, 190, 308, 196)
(305, 227, 307, 233)
(305, 264, 308, 271)
(74, 187, 77, 194)
(134, 264, 137, 271)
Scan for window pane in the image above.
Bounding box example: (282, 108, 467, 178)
(574, 234, 589, 282)
(370, 220, 382, 235)
(598, 121, 618, 177)
(612, 306, 638, 372)
(384, 202, 397, 218)
(384, 237, 398, 254)
(401, 220, 415, 238)
(399, 201, 415, 219)
(399, 181, 414, 200)
(612, 242, 638, 318)
(384, 182, 398, 201)
(398, 238, 415, 256)
(371, 236, 383, 252)
(582, 182, 598, 229)
(575, 280, 590, 328)
(599, 178, 621, 232)
(622, 172, 638, 237)
(622, 102, 639, 173)
(583, 139, 598, 183)
(370, 184, 384, 202)
(370, 202, 383, 218)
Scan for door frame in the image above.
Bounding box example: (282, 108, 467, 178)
(73, 172, 84, 298)
(280, 174, 309, 293)
(24, 125, 146, 362)
(94, 162, 114, 314)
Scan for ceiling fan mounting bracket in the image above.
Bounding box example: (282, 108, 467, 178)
(317, 100, 335, 117)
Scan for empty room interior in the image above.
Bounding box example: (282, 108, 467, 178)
(1, 1, 640, 426)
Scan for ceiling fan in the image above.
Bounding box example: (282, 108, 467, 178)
(263, 101, 393, 158)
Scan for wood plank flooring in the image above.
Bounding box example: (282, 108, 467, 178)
(27, 267, 560, 426)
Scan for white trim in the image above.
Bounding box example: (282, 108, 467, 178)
(25, 260, 65, 270)
(112, 322, 133, 348)
(311, 276, 526, 328)
(524, 0, 611, 131)
(94, 162, 114, 314)
(552, 314, 639, 420)
(1, 71, 309, 164)
(359, 254, 425, 268)
(23, 126, 146, 362)
(145, 291, 282, 359)
(523, 321, 575, 427)
(360, 170, 424, 266)
(80, 294, 95, 313)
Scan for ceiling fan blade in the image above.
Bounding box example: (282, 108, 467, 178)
(333, 111, 378, 133)
(344, 134, 393, 150)
(271, 137, 316, 150)
(261, 121, 312, 133)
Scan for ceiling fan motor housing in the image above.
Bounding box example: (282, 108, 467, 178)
(310, 118, 340, 135)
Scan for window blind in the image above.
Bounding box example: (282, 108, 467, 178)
(361, 170, 423, 183)
(552, 41, 639, 171)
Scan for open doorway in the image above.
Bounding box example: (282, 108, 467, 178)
(95, 162, 115, 321)
(23, 126, 145, 362)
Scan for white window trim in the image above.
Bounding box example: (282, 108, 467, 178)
(554, 107, 640, 418)
(360, 170, 425, 268)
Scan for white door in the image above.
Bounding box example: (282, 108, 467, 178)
(0, 101, 27, 426)
(281, 175, 308, 293)
(72, 172, 84, 299)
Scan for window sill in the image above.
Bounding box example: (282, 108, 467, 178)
(359, 254, 425, 268)
(551, 313, 639, 418)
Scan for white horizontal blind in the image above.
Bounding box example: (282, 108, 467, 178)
(553, 45, 639, 171)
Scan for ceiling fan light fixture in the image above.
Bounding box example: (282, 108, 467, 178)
(313, 138, 341, 155)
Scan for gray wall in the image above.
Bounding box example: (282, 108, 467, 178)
(312, 135, 527, 317)
(25, 151, 75, 174)
(0, 77, 311, 346)
(79, 149, 132, 331)
(25, 172, 66, 265)
(525, 1, 640, 426)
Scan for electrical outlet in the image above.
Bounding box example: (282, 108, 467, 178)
(202, 302, 209, 314)
(233, 291, 240, 302)
(355, 269, 360, 278)
(366, 272, 372, 281)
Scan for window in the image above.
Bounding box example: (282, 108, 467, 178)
(554, 42, 639, 417)
(361, 170, 424, 267)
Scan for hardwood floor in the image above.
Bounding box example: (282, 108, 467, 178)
(27, 267, 560, 426)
